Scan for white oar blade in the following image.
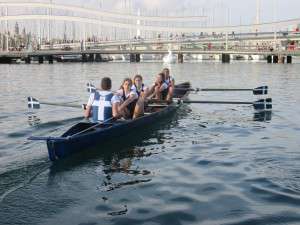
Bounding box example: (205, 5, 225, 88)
(87, 82, 96, 93)
(27, 97, 40, 109)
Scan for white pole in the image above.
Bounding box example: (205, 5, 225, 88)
(255, 0, 260, 34)
(39, 20, 41, 47)
(256, 0, 260, 25)
(5, 6, 8, 52)
(273, 0, 277, 49)
(225, 7, 230, 51)
(137, 8, 141, 38)
(48, 0, 52, 46)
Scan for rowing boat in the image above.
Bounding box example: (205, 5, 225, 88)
(31, 82, 190, 161)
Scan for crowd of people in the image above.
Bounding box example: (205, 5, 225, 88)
(84, 68, 175, 123)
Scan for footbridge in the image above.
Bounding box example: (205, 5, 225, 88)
(0, 1, 299, 63)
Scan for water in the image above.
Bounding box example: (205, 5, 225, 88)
(0, 61, 300, 225)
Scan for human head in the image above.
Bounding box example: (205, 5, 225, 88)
(156, 73, 165, 84)
(101, 77, 112, 90)
(133, 74, 143, 88)
(121, 78, 132, 91)
(162, 68, 170, 78)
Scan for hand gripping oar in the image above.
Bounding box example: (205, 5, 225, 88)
(27, 97, 86, 109)
(175, 86, 268, 95)
(179, 98, 272, 111)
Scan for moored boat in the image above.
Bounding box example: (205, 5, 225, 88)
(31, 82, 190, 161)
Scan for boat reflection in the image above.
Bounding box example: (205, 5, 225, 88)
(253, 111, 272, 122)
(27, 115, 41, 126)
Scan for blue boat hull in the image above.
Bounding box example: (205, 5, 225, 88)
(46, 82, 190, 161)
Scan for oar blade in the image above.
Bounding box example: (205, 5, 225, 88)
(253, 86, 268, 95)
(87, 82, 96, 93)
(27, 97, 40, 109)
(253, 98, 272, 111)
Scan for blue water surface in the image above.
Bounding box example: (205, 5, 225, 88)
(0, 61, 300, 225)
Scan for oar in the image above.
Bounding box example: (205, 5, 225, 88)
(149, 98, 272, 110)
(179, 98, 272, 111)
(69, 117, 115, 138)
(28, 117, 115, 141)
(175, 86, 268, 95)
(28, 136, 68, 141)
(27, 97, 86, 109)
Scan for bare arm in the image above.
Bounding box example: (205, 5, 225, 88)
(119, 95, 137, 111)
(171, 78, 175, 87)
(159, 85, 165, 92)
(112, 103, 120, 118)
(84, 105, 92, 118)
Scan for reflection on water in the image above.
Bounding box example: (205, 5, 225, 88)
(0, 62, 299, 225)
(253, 111, 272, 122)
(27, 115, 41, 126)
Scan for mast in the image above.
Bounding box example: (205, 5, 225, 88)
(256, 0, 260, 25)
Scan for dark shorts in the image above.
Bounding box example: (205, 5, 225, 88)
(126, 99, 138, 119)
(161, 88, 169, 100)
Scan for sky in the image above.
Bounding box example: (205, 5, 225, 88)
(55, 0, 300, 26)
(2, 0, 300, 26)
(1, 0, 300, 40)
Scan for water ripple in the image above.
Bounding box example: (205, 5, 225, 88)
(1, 62, 300, 225)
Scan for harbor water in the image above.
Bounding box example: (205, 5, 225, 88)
(0, 61, 300, 225)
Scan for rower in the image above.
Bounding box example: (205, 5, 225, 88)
(131, 74, 149, 98)
(149, 73, 169, 100)
(84, 77, 119, 122)
(114, 78, 144, 119)
(162, 68, 175, 101)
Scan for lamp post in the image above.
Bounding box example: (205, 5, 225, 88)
(5, 6, 9, 52)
